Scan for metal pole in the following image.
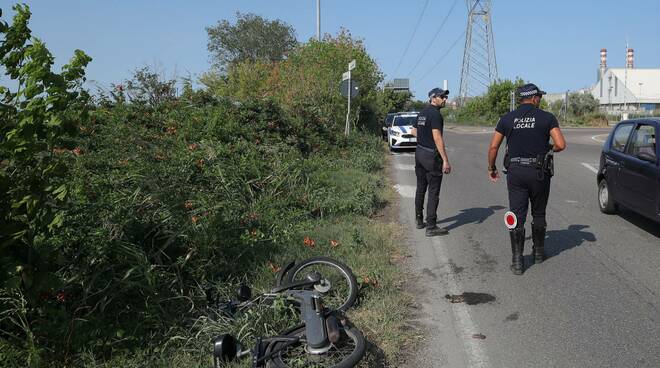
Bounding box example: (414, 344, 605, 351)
(345, 70, 351, 135)
(316, 0, 321, 41)
(510, 90, 515, 111)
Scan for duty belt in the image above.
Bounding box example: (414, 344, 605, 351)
(509, 157, 539, 166)
(416, 144, 436, 153)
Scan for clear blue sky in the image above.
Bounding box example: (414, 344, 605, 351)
(2, 0, 660, 99)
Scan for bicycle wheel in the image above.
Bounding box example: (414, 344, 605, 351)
(286, 257, 358, 311)
(266, 322, 366, 368)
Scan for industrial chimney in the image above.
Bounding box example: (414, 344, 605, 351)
(598, 48, 607, 82)
(626, 48, 634, 69)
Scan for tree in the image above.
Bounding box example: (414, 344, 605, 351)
(567, 92, 599, 116)
(381, 89, 412, 113)
(456, 79, 526, 124)
(0, 5, 91, 364)
(206, 12, 297, 72)
(123, 66, 177, 106)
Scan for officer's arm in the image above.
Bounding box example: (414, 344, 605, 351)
(411, 127, 417, 137)
(432, 129, 449, 163)
(488, 131, 504, 169)
(549, 127, 566, 152)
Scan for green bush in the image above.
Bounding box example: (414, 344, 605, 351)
(1, 8, 404, 367)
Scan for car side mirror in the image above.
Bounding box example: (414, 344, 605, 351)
(637, 151, 657, 163)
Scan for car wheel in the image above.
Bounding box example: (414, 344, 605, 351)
(598, 179, 617, 214)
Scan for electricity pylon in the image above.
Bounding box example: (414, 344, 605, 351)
(458, 0, 498, 105)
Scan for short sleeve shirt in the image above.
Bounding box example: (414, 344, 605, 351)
(495, 104, 559, 158)
(414, 105, 444, 149)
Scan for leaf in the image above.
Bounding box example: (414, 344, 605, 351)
(52, 184, 67, 201)
(47, 212, 64, 230)
(122, 267, 138, 281)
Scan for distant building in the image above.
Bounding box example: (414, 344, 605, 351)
(384, 78, 410, 93)
(589, 48, 660, 113)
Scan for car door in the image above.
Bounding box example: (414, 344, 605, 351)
(605, 123, 635, 205)
(618, 123, 659, 218)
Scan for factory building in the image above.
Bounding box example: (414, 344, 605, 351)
(590, 48, 660, 113)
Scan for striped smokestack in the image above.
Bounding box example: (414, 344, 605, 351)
(626, 48, 634, 69)
(600, 48, 607, 69)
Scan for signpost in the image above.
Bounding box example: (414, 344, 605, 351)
(344, 59, 356, 135)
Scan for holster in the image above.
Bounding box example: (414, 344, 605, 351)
(535, 149, 554, 181)
(503, 148, 511, 172)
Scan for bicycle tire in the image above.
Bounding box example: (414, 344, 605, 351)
(286, 257, 358, 311)
(266, 322, 366, 368)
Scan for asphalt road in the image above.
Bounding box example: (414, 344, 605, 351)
(394, 126, 660, 368)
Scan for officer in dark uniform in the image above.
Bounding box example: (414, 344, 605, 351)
(487, 83, 566, 274)
(411, 88, 452, 237)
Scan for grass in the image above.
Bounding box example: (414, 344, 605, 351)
(70, 143, 414, 368)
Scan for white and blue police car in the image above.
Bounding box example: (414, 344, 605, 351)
(387, 112, 418, 151)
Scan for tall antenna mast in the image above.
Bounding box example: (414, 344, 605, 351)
(459, 0, 499, 105)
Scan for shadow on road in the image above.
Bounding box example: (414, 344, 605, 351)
(543, 224, 597, 260)
(438, 205, 506, 231)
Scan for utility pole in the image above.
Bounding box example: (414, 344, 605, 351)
(510, 90, 515, 111)
(624, 40, 628, 111)
(316, 0, 321, 41)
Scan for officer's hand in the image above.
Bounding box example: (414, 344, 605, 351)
(488, 169, 499, 183)
(442, 161, 451, 174)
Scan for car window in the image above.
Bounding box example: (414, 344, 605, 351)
(627, 124, 657, 162)
(393, 115, 417, 126)
(384, 114, 395, 125)
(611, 123, 634, 152)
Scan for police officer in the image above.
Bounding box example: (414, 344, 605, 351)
(487, 83, 566, 274)
(411, 87, 452, 237)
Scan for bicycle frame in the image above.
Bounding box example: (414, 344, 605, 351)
(213, 289, 341, 368)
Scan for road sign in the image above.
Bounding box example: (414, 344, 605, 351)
(342, 71, 350, 81)
(348, 59, 356, 71)
(504, 211, 517, 229)
(340, 79, 359, 98)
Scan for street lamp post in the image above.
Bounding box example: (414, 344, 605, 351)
(316, 0, 321, 41)
(638, 82, 643, 111)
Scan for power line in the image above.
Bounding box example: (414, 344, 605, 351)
(406, 0, 460, 78)
(414, 31, 466, 83)
(392, 0, 430, 77)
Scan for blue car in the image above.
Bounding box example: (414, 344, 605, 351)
(597, 118, 659, 223)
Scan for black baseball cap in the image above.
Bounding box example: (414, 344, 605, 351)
(428, 87, 449, 99)
(516, 83, 546, 98)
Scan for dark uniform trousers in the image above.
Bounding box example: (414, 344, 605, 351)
(415, 147, 443, 227)
(506, 164, 551, 228)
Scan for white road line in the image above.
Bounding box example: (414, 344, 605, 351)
(430, 236, 490, 368)
(394, 164, 415, 171)
(591, 134, 608, 143)
(582, 162, 598, 173)
(393, 184, 416, 198)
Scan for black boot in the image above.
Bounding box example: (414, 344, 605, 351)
(415, 214, 426, 229)
(509, 227, 525, 275)
(425, 225, 448, 236)
(531, 224, 546, 264)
